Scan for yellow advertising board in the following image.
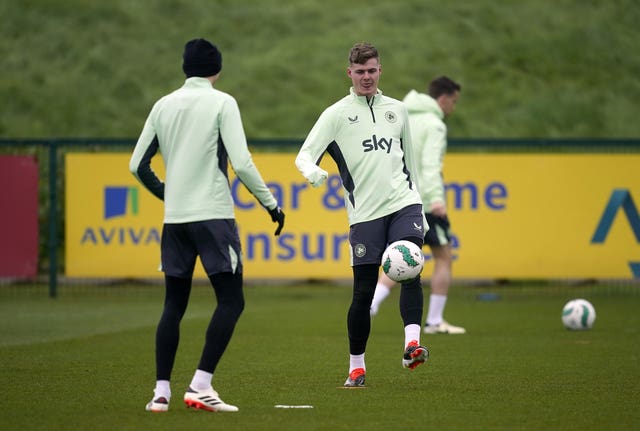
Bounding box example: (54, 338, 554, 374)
(445, 154, 639, 278)
(65, 153, 640, 280)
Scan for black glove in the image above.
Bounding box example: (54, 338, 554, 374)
(268, 206, 285, 236)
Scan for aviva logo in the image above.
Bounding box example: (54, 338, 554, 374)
(80, 185, 159, 246)
(591, 189, 640, 278)
(104, 186, 138, 219)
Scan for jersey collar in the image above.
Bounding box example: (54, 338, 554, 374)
(349, 87, 383, 106)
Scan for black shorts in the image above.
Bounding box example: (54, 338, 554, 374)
(424, 213, 451, 247)
(161, 219, 243, 277)
(349, 204, 425, 266)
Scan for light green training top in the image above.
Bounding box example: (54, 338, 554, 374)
(129, 77, 277, 223)
(403, 90, 447, 209)
(295, 88, 423, 226)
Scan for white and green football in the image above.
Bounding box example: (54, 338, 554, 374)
(561, 298, 596, 330)
(381, 240, 424, 282)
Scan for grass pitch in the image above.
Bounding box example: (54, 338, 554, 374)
(0, 282, 638, 431)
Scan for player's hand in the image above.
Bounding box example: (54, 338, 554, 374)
(307, 168, 328, 188)
(430, 202, 446, 217)
(268, 206, 285, 236)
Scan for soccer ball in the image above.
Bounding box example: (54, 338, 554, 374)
(561, 299, 596, 330)
(381, 240, 424, 282)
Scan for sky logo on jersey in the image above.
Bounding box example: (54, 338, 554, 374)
(362, 135, 392, 153)
(104, 186, 139, 219)
(591, 189, 640, 277)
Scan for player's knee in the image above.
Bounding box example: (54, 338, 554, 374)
(209, 272, 245, 316)
(352, 264, 378, 306)
(230, 294, 245, 317)
(401, 276, 422, 290)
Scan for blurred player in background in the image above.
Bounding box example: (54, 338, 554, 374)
(295, 42, 429, 388)
(370, 76, 465, 335)
(130, 38, 285, 413)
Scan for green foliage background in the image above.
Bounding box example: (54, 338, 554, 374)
(2, 0, 640, 140)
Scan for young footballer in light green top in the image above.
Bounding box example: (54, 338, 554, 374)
(371, 76, 465, 336)
(295, 42, 430, 388)
(130, 38, 284, 413)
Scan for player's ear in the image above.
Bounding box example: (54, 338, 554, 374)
(347, 67, 352, 78)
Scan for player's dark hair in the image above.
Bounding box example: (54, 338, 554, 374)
(428, 76, 461, 99)
(349, 42, 379, 65)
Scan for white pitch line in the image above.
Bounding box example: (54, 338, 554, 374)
(274, 405, 314, 409)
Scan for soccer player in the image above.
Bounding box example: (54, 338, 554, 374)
(130, 38, 285, 412)
(370, 76, 465, 335)
(295, 42, 429, 388)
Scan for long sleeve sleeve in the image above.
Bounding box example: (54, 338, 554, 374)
(417, 121, 447, 208)
(129, 114, 165, 200)
(295, 110, 332, 187)
(221, 97, 277, 210)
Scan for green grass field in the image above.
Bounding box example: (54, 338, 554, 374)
(1, 282, 638, 431)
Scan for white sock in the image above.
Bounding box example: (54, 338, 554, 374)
(426, 294, 447, 326)
(154, 380, 171, 401)
(349, 353, 366, 373)
(370, 283, 391, 315)
(404, 324, 421, 347)
(190, 369, 213, 391)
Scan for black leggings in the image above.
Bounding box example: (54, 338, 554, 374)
(155, 272, 244, 380)
(348, 237, 424, 355)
